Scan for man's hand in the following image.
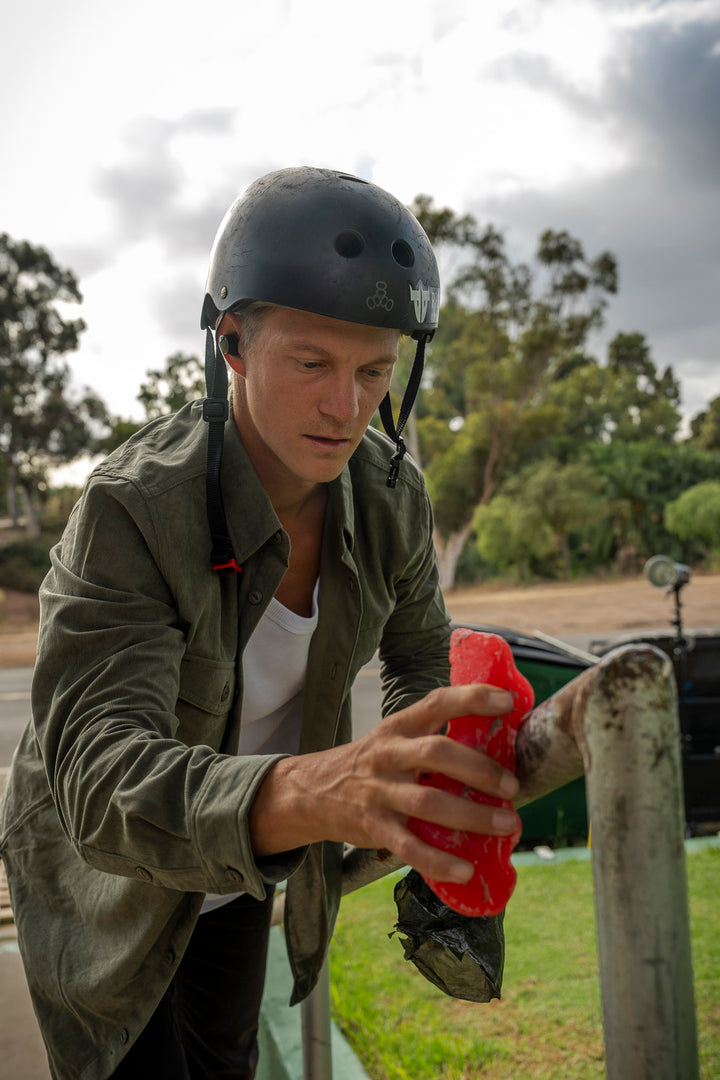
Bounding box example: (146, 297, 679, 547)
(249, 684, 520, 884)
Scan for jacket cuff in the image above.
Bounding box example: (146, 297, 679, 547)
(194, 753, 307, 901)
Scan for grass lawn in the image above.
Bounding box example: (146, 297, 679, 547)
(329, 845, 719, 1080)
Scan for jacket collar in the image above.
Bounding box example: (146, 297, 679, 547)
(331, 459, 356, 556)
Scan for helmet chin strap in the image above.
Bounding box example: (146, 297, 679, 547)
(378, 333, 430, 487)
(203, 327, 242, 574)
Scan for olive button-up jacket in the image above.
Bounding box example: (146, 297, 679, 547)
(0, 403, 450, 1080)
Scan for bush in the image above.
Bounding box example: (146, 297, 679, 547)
(665, 480, 720, 554)
(0, 539, 51, 593)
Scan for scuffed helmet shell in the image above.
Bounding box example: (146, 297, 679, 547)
(201, 167, 440, 337)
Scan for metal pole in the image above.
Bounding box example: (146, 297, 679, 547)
(301, 954, 333, 1080)
(581, 644, 699, 1079)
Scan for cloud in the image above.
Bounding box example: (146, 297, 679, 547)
(95, 120, 184, 241)
(608, 15, 720, 182)
(476, 166, 719, 419)
(87, 111, 280, 345)
(94, 111, 236, 244)
(11, 0, 713, 428)
(458, 8, 720, 422)
(487, 50, 603, 119)
(153, 271, 207, 345)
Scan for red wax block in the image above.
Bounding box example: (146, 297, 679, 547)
(408, 629, 534, 916)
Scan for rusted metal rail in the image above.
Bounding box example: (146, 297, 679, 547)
(281, 643, 700, 1079)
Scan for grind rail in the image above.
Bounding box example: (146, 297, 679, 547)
(274, 643, 700, 1080)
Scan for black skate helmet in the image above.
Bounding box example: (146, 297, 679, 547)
(201, 167, 440, 572)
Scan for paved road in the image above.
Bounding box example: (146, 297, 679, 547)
(0, 667, 32, 769)
(0, 668, 47, 1078)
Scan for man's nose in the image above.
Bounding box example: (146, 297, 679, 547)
(319, 373, 360, 422)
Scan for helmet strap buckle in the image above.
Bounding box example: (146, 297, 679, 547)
(379, 333, 429, 488)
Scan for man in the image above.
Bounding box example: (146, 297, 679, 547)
(0, 168, 519, 1079)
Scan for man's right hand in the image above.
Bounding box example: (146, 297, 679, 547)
(249, 683, 520, 885)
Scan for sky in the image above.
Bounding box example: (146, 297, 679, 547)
(2, 0, 719, 455)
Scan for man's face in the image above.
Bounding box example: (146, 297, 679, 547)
(224, 306, 399, 497)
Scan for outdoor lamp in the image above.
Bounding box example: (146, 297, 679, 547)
(644, 555, 691, 590)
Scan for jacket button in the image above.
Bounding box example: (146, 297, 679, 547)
(119, 1029, 129, 1044)
(330, 664, 338, 681)
(165, 948, 176, 965)
(347, 577, 356, 592)
(225, 868, 244, 884)
(135, 866, 153, 882)
(221, 682, 230, 702)
(248, 590, 263, 605)
(272, 530, 284, 545)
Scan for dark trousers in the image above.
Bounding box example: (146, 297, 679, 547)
(111, 888, 275, 1080)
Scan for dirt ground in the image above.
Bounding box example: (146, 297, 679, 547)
(0, 590, 40, 668)
(443, 571, 720, 640)
(2, 573, 720, 668)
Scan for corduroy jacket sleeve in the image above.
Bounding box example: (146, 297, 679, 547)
(31, 475, 304, 897)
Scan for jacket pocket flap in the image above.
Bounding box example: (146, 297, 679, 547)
(177, 655, 236, 715)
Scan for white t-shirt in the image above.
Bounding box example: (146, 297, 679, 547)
(201, 582, 319, 913)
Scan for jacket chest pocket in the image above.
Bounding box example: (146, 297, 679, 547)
(175, 654, 236, 749)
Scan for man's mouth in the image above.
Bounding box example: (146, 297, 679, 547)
(303, 434, 352, 449)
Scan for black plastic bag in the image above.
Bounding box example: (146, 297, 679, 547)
(392, 869, 505, 1002)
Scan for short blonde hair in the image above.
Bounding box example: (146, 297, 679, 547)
(229, 302, 275, 353)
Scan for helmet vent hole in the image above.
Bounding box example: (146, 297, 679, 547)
(335, 230, 365, 259)
(392, 239, 415, 268)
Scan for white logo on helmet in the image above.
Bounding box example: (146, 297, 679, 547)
(366, 281, 394, 311)
(409, 280, 439, 324)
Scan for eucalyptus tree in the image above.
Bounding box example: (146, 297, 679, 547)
(0, 233, 108, 534)
(414, 219, 617, 590)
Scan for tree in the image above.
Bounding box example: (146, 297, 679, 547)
(0, 233, 109, 535)
(137, 351, 205, 420)
(99, 351, 205, 454)
(504, 459, 608, 579)
(665, 480, 720, 558)
(580, 441, 720, 569)
(545, 332, 682, 454)
(416, 220, 618, 589)
(472, 494, 554, 581)
(409, 194, 477, 248)
(605, 332, 681, 442)
(689, 394, 720, 450)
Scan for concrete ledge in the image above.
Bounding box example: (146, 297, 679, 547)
(512, 832, 720, 868)
(258, 927, 370, 1080)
